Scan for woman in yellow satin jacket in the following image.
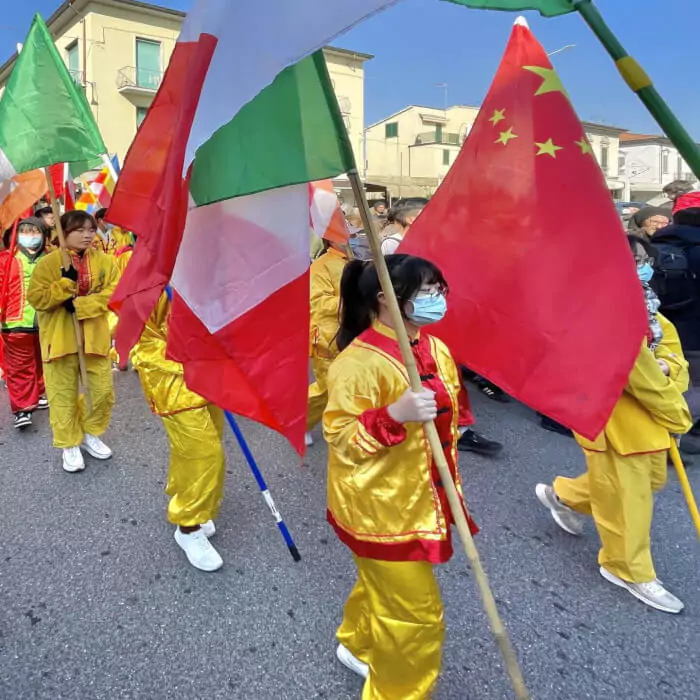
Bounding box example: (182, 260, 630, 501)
(536, 233, 692, 615)
(131, 293, 226, 573)
(324, 254, 478, 700)
(306, 239, 349, 445)
(27, 211, 119, 474)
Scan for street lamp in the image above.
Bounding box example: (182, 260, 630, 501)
(547, 44, 576, 57)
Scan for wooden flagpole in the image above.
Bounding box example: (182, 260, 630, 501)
(347, 170, 530, 700)
(44, 167, 92, 412)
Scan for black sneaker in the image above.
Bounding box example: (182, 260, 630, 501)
(14, 412, 32, 429)
(539, 415, 573, 437)
(476, 380, 510, 403)
(458, 429, 503, 457)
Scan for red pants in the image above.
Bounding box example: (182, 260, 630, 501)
(2, 332, 44, 413)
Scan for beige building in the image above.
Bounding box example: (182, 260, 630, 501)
(365, 104, 627, 198)
(0, 0, 371, 169)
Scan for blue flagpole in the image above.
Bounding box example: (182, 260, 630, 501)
(223, 411, 301, 562)
(164, 286, 301, 562)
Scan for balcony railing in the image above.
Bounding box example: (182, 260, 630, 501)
(415, 131, 463, 146)
(117, 66, 163, 92)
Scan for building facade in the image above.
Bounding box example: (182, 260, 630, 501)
(0, 0, 371, 169)
(365, 104, 627, 198)
(619, 133, 698, 202)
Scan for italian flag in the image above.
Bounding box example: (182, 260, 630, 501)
(109, 0, 397, 453)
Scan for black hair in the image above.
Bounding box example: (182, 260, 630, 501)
(94, 208, 108, 221)
(336, 254, 448, 351)
(385, 201, 423, 228)
(61, 210, 97, 235)
(673, 207, 700, 228)
(627, 234, 657, 262)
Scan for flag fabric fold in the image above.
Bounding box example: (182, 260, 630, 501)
(400, 20, 647, 440)
(0, 14, 106, 179)
(0, 170, 48, 231)
(108, 0, 390, 453)
(310, 180, 350, 244)
(443, 0, 574, 16)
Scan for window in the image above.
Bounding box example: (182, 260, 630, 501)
(136, 39, 161, 89)
(677, 154, 683, 177)
(385, 122, 398, 139)
(662, 150, 669, 174)
(600, 144, 609, 171)
(435, 124, 443, 143)
(442, 149, 450, 166)
(66, 41, 80, 85)
(136, 106, 148, 128)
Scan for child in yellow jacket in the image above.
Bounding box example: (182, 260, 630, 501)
(325, 255, 478, 699)
(536, 234, 692, 614)
(306, 239, 349, 445)
(131, 293, 226, 572)
(27, 211, 119, 473)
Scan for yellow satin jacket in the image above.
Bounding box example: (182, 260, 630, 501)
(27, 248, 119, 362)
(325, 321, 474, 565)
(131, 294, 209, 416)
(576, 314, 692, 455)
(309, 249, 347, 359)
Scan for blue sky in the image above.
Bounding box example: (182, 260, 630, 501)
(2, 0, 699, 137)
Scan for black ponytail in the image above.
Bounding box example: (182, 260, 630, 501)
(336, 254, 448, 352)
(337, 260, 372, 351)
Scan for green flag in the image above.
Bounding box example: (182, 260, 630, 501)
(0, 14, 106, 180)
(443, 0, 574, 16)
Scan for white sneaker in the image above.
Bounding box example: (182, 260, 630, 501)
(62, 447, 85, 473)
(36, 396, 49, 410)
(336, 644, 369, 679)
(600, 567, 684, 614)
(305, 432, 314, 447)
(174, 527, 223, 572)
(200, 520, 216, 538)
(81, 433, 113, 460)
(535, 483, 585, 536)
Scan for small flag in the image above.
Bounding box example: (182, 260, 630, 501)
(309, 180, 350, 244)
(0, 170, 48, 231)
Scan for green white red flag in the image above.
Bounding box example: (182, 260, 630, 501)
(109, 0, 395, 453)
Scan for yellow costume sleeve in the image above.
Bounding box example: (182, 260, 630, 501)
(655, 314, 690, 392)
(325, 353, 406, 463)
(73, 258, 120, 321)
(26, 255, 77, 311)
(626, 342, 692, 435)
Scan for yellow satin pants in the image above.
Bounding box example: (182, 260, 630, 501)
(307, 356, 333, 431)
(43, 354, 114, 448)
(337, 556, 444, 700)
(161, 405, 226, 527)
(554, 448, 667, 583)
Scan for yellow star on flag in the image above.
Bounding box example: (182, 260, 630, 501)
(489, 109, 506, 127)
(535, 138, 563, 158)
(523, 66, 569, 99)
(495, 127, 517, 146)
(576, 137, 594, 156)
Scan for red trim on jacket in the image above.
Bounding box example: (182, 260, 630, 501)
(359, 406, 407, 446)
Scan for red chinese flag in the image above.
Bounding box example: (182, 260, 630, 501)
(400, 19, 647, 440)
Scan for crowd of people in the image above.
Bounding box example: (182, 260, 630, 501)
(0, 183, 698, 698)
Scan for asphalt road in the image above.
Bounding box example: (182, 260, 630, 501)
(0, 371, 698, 700)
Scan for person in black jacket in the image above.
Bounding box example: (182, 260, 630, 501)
(652, 207, 700, 447)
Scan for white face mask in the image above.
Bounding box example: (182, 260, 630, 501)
(18, 233, 43, 250)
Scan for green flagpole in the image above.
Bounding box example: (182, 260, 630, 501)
(572, 0, 700, 181)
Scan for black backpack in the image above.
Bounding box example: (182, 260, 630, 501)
(652, 242, 697, 311)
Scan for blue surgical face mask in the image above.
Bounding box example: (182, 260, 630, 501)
(18, 233, 43, 250)
(637, 262, 654, 283)
(406, 292, 447, 326)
